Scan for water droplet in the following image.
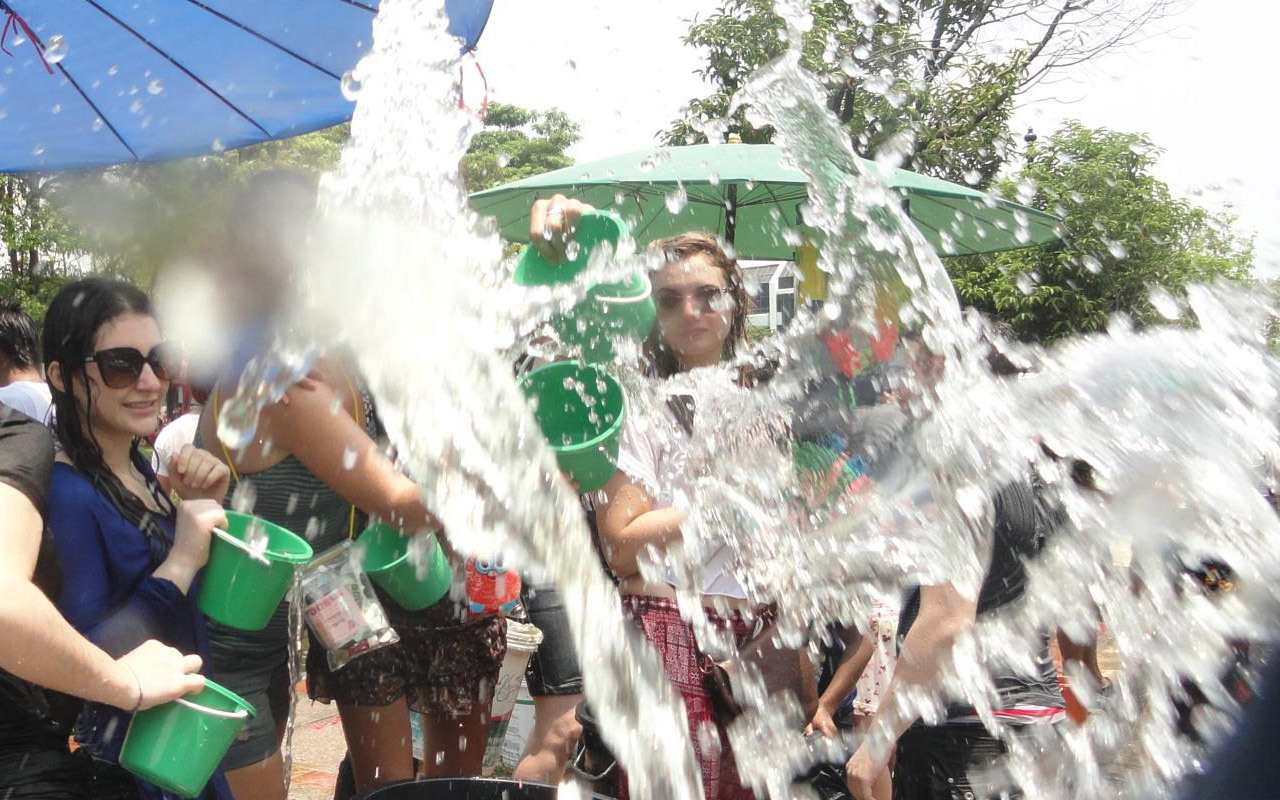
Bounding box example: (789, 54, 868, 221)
(496, 153, 510, 168)
(211, 138, 225, 153)
(342, 446, 358, 470)
(341, 70, 363, 101)
(129, 99, 143, 114)
(107, 64, 119, 76)
(1082, 254, 1102, 274)
(147, 79, 163, 95)
(1015, 273, 1035, 295)
(91, 117, 103, 132)
(563, 240, 581, 261)
(458, 734, 467, 750)
(42, 36, 67, 65)
(50, 103, 61, 114)
(1106, 239, 1129, 259)
(963, 169, 981, 186)
(30, 144, 44, 156)
(665, 185, 687, 214)
(435, 750, 445, 766)
(1149, 286, 1182, 320)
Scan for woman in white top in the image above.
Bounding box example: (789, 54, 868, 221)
(531, 195, 758, 800)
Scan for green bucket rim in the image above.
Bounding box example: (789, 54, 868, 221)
(360, 523, 412, 576)
(222, 510, 313, 564)
(512, 210, 628, 287)
(519, 362, 626, 456)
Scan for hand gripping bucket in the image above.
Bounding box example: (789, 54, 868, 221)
(480, 621, 544, 774)
(119, 678, 256, 798)
(358, 522, 453, 611)
(197, 511, 314, 631)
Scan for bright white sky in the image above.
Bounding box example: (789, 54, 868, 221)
(476, 0, 1279, 275)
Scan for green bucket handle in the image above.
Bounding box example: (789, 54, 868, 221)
(211, 527, 270, 566)
(172, 696, 251, 720)
(594, 273, 653, 306)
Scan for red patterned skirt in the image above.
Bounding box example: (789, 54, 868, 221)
(616, 594, 756, 800)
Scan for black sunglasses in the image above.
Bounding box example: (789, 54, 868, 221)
(84, 344, 178, 389)
(655, 285, 728, 313)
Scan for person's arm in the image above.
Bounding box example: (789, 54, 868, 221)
(0, 482, 204, 710)
(845, 582, 977, 800)
(256, 377, 439, 533)
(807, 628, 871, 737)
(595, 469, 685, 580)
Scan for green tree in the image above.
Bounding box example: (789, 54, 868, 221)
(947, 122, 1253, 341)
(667, 0, 1173, 185)
(461, 102, 581, 192)
(55, 125, 351, 289)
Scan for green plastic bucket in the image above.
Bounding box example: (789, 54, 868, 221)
(520, 362, 625, 493)
(196, 511, 313, 631)
(119, 678, 256, 798)
(514, 211, 655, 364)
(553, 272, 657, 363)
(513, 210, 627, 288)
(359, 522, 453, 611)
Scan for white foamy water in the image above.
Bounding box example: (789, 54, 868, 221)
(208, 1, 1280, 798)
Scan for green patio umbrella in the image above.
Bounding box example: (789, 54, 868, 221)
(469, 143, 1063, 259)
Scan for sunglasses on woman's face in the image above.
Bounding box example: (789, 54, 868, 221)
(84, 344, 178, 389)
(655, 285, 728, 314)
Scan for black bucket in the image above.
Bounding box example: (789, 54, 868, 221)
(353, 778, 612, 799)
(569, 701, 618, 798)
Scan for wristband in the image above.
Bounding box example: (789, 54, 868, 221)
(124, 662, 144, 712)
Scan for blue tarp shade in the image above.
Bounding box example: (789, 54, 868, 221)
(0, 0, 494, 173)
(446, 0, 493, 51)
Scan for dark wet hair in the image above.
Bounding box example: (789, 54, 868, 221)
(0, 301, 40, 371)
(644, 232, 750, 379)
(43, 278, 173, 549)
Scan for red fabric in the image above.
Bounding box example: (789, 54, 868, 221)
(616, 595, 756, 800)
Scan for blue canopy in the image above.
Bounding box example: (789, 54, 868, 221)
(0, 0, 494, 173)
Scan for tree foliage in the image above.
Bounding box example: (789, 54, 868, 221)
(0, 125, 351, 317)
(461, 102, 581, 192)
(667, 0, 1175, 184)
(947, 122, 1253, 341)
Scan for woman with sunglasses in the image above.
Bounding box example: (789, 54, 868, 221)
(530, 197, 757, 799)
(192, 170, 504, 800)
(41, 277, 234, 800)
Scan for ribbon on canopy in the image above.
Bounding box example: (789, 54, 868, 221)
(0, 2, 54, 74)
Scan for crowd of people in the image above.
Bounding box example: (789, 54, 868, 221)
(0, 175, 1253, 800)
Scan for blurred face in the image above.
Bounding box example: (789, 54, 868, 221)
(74, 312, 168, 443)
(653, 252, 734, 370)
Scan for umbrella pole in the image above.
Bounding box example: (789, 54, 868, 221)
(725, 183, 737, 248)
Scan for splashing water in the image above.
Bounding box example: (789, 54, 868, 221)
(207, 1, 1280, 798)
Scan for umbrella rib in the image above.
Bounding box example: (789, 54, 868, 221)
(50, 61, 140, 162)
(906, 212, 979, 257)
(80, 0, 273, 137)
(179, 0, 369, 80)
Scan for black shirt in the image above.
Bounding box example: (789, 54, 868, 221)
(0, 405, 81, 750)
(899, 479, 1064, 722)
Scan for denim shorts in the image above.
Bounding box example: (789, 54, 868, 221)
(522, 581, 584, 696)
(208, 639, 292, 771)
